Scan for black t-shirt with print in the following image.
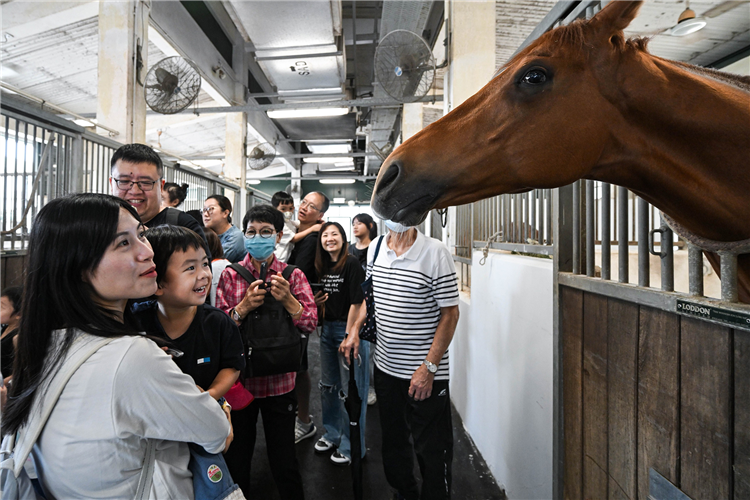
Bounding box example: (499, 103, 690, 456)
(321, 254, 365, 322)
(132, 301, 245, 390)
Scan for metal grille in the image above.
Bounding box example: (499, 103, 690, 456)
(82, 138, 116, 194)
(1, 115, 75, 250)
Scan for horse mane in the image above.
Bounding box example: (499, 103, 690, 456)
(550, 23, 750, 93)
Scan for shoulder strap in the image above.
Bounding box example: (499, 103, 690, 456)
(9, 335, 116, 476)
(229, 263, 255, 285)
(134, 440, 157, 500)
(281, 264, 296, 281)
(372, 235, 385, 262)
(165, 208, 179, 226)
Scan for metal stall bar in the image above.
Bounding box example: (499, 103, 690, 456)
(572, 181, 580, 274)
(618, 186, 629, 283)
(720, 252, 738, 303)
(586, 180, 595, 277)
(637, 196, 650, 287)
(601, 182, 611, 280)
(688, 244, 704, 296)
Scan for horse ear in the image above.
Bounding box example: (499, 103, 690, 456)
(590, 1, 643, 36)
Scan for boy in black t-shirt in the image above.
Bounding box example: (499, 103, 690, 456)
(133, 225, 245, 400)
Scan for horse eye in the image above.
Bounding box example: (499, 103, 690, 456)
(522, 69, 547, 85)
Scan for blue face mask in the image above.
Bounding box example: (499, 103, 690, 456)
(384, 219, 412, 233)
(244, 235, 276, 260)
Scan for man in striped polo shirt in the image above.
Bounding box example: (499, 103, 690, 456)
(348, 220, 460, 500)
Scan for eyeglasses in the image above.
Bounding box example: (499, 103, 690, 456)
(201, 206, 217, 215)
(299, 200, 319, 212)
(245, 228, 276, 239)
(113, 179, 158, 191)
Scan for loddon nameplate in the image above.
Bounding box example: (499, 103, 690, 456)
(676, 299, 750, 331)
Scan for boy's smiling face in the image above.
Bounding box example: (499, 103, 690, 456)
(155, 246, 212, 307)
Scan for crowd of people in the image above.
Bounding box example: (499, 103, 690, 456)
(0, 142, 460, 500)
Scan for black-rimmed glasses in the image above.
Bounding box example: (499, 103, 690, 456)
(245, 228, 276, 238)
(113, 179, 158, 191)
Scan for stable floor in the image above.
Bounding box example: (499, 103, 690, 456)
(245, 332, 507, 500)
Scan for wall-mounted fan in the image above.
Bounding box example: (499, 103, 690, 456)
(374, 30, 435, 102)
(248, 143, 276, 170)
(145, 57, 201, 114)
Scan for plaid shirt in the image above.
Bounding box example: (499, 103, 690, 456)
(216, 254, 317, 398)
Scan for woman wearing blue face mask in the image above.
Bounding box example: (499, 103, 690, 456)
(215, 204, 317, 499)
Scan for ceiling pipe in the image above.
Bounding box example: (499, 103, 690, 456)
(182, 152, 380, 160)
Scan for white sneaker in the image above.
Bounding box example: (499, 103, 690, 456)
(330, 450, 351, 466)
(314, 436, 335, 453)
(367, 386, 377, 406)
(295, 415, 316, 444)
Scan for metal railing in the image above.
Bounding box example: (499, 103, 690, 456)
(562, 179, 750, 328)
(0, 100, 242, 252)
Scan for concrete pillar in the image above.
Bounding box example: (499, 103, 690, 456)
(447, 0, 496, 108)
(225, 112, 248, 221)
(401, 102, 424, 142)
(97, 0, 148, 143)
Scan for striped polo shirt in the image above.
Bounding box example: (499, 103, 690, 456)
(366, 231, 459, 381)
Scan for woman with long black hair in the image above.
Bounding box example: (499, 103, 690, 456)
(1, 193, 231, 498)
(313, 221, 368, 465)
(348, 213, 377, 270)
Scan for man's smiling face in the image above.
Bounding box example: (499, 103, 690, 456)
(110, 160, 164, 224)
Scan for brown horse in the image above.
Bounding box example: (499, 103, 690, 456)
(371, 0, 750, 301)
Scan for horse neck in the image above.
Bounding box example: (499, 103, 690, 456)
(591, 55, 750, 242)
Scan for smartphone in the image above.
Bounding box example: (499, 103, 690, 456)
(259, 262, 268, 289)
(311, 283, 325, 294)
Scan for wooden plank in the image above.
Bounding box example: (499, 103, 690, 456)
(680, 317, 731, 499)
(637, 307, 680, 500)
(607, 298, 639, 500)
(1, 255, 26, 289)
(562, 286, 584, 500)
(583, 292, 608, 499)
(735, 329, 750, 500)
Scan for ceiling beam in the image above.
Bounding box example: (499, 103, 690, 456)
(179, 95, 443, 115)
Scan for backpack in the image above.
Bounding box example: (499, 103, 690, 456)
(229, 263, 305, 378)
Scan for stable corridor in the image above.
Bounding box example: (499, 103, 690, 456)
(247, 332, 506, 500)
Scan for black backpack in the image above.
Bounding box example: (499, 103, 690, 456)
(229, 263, 304, 378)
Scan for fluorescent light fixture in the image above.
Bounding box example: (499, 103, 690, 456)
(319, 178, 355, 184)
(308, 143, 351, 155)
(303, 156, 354, 164)
(267, 107, 349, 119)
(247, 179, 261, 185)
(333, 197, 346, 204)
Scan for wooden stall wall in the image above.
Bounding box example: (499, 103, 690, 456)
(561, 286, 748, 500)
(1, 253, 27, 290)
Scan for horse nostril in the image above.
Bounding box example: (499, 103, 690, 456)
(378, 162, 400, 192)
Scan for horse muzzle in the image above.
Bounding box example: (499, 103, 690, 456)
(371, 160, 439, 225)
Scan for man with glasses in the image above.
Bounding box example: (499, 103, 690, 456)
(110, 144, 208, 251)
(288, 191, 329, 444)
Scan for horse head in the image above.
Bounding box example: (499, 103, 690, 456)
(372, 1, 648, 225)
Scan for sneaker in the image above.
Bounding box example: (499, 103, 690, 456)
(330, 450, 351, 466)
(314, 437, 335, 453)
(367, 386, 377, 406)
(295, 415, 316, 444)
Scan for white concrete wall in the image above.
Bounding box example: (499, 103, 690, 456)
(451, 251, 554, 500)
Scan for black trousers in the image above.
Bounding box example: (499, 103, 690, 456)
(374, 367, 453, 500)
(223, 390, 305, 500)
